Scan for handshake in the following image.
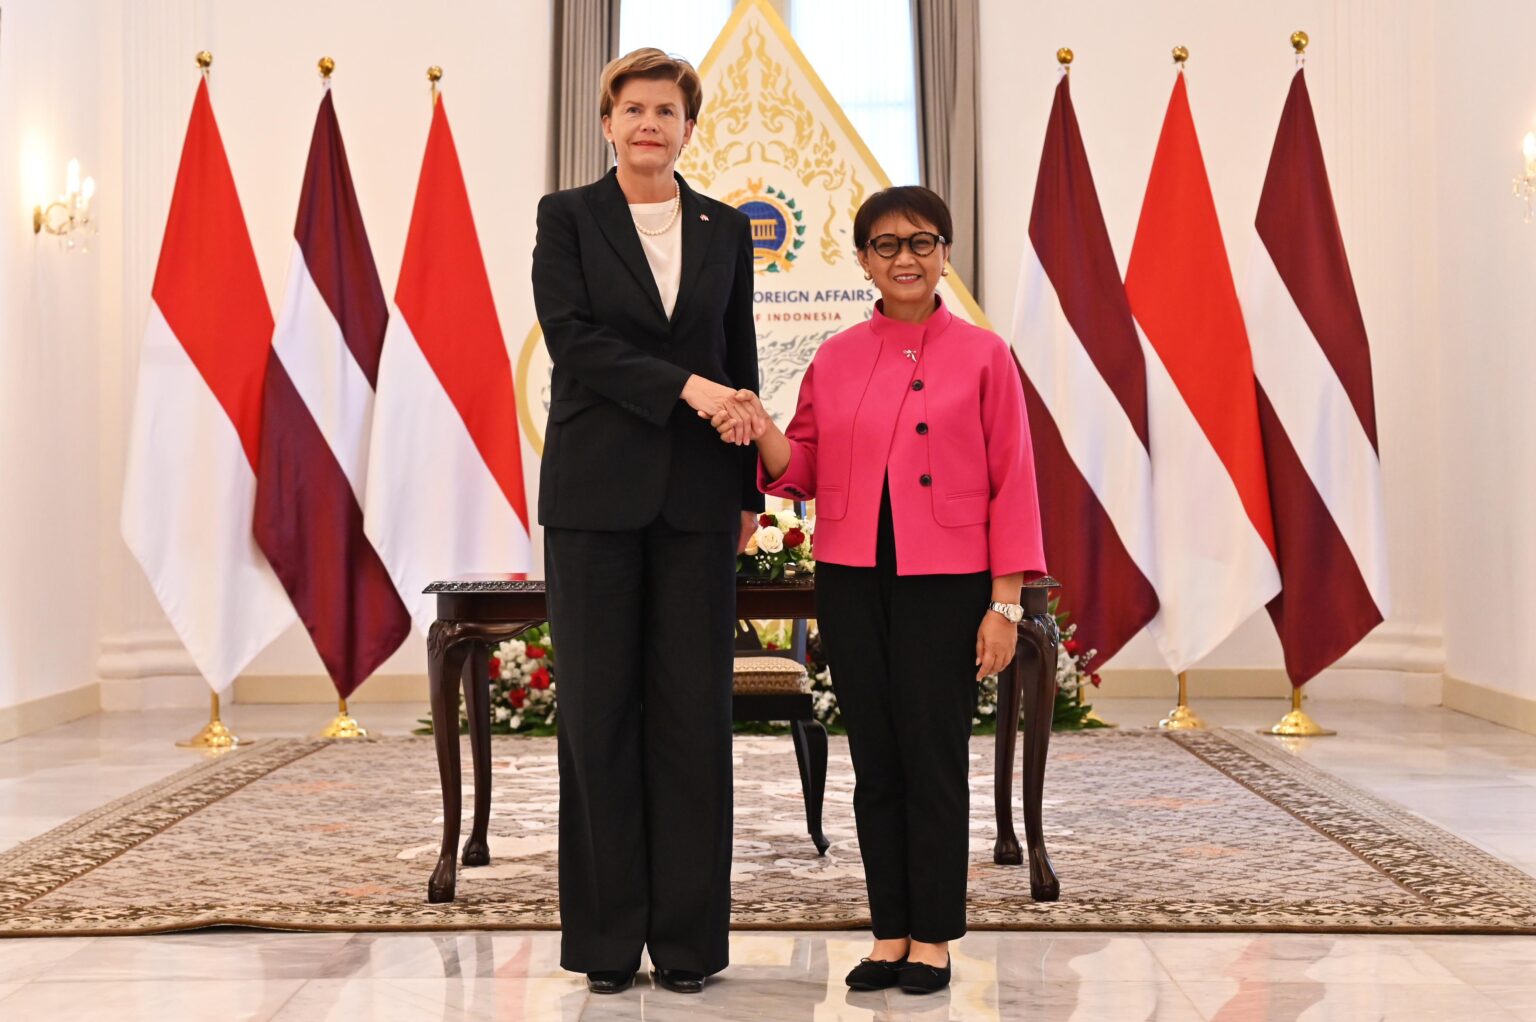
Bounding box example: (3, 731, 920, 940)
(682, 376, 774, 446)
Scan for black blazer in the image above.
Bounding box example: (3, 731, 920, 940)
(532, 169, 764, 532)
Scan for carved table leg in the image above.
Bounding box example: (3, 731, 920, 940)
(791, 718, 830, 855)
(427, 621, 471, 903)
(461, 643, 492, 868)
(993, 638, 1025, 866)
(1018, 613, 1062, 901)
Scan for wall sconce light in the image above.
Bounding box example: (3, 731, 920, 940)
(1514, 132, 1536, 223)
(32, 158, 96, 250)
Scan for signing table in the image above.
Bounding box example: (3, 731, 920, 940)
(422, 574, 1062, 904)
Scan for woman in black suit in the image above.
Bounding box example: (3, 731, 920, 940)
(530, 48, 764, 996)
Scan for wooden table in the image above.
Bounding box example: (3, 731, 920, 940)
(423, 574, 1062, 905)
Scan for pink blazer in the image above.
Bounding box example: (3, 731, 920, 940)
(760, 298, 1047, 578)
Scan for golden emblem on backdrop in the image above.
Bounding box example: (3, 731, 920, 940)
(517, 0, 986, 455)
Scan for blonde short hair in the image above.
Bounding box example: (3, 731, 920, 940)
(599, 47, 703, 122)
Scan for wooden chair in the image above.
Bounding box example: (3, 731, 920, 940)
(733, 617, 830, 855)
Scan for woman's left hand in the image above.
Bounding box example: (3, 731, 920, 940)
(975, 611, 1017, 682)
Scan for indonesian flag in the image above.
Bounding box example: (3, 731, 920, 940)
(1125, 73, 1280, 673)
(120, 79, 295, 691)
(1246, 69, 1387, 684)
(364, 94, 531, 633)
(1011, 74, 1159, 668)
(253, 90, 412, 697)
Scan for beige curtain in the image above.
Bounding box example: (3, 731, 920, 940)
(549, 0, 621, 191)
(911, 0, 981, 300)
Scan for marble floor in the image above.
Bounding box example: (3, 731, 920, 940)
(0, 698, 1533, 1020)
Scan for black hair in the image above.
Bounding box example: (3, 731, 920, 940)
(853, 185, 954, 249)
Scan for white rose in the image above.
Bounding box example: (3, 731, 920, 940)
(777, 511, 801, 531)
(758, 526, 784, 553)
(744, 533, 759, 555)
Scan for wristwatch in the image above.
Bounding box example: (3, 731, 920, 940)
(988, 601, 1024, 624)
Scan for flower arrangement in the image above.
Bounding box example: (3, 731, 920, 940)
(738, 507, 814, 579)
(417, 623, 559, 737)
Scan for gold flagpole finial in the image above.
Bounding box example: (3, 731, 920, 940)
(1056, 47, 1074, 68)
(1172, 45, 1189, 67)
(196, 50, 213, 77)
(427, 65, 443, 101)
(318, 56, 336, 80)
(1291, 31, 1310, 54)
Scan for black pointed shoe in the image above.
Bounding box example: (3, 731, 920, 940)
(898, 955, 951, 994)
(845, 957, 907, 990)
(652, 968, 706, 994)
(585, 970, 635, 994)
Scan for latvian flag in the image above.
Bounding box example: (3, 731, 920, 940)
(1011, 73, 1159, 668)
(253, 89, 411, 697)
(1125, 72, 1281, 673)
(1245, 69, 1387, 684)
(364, 93, 532, 633)
(120, 78, 295, 690)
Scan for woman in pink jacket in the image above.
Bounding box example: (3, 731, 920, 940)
(711, 186, 1047, 994)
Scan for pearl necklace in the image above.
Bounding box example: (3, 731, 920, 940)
(632, 179, 681, 236)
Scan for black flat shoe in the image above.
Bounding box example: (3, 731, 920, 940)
(585, 970, 635, 994)
(845, 957, 907, 990)
(652, 968, 706, 994)
(898, 956, 951, 994)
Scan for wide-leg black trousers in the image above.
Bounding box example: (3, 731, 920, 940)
(814, 486, 989, 943)
(545, 519, 737, 975)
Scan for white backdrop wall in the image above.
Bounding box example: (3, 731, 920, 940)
(0, 0, 106, 722)
(84, 0, 554, 704)
(1431, 2, 1536, 709)
(6, 0, 1533, 718)
(977, 0, 1447, 689)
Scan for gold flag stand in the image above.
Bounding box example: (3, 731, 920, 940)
(318, 698, 369, 739)
(1261, 686, 1336, 737)
(177, 692, 250, 749)
(1159, 671, 1207, 730)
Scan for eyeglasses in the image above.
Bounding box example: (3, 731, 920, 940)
(863, 232, 946, 258)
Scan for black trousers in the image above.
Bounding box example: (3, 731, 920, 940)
(545, 520, 737, 975)
(814, 484, 989, 943)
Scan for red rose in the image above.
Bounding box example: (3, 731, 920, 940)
(784, 528, 806, 547)
(509, 688, 527, 708)
(530, 667, 551, 690)
(488, 656, 501, 679)
(1064, 638, 1080, 654)
(765, 641, 779, 650)
(526, 646, 546, 659)
(759, 513, 775, 528)
(1090, 673, 1102, 688)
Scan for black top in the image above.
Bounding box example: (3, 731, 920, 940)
(531, 168, 765, 532)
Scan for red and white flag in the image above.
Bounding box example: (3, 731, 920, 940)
(364, 95, 531, 632)
(1125, 73, 1280, 673)
(253, 90, 411, 697)
(120, 79, 295, 691)
(1011, 74, 1159, 668)
(1246, 69, 1387, 684)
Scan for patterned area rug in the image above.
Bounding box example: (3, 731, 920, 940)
(2, 730, 1535, 936)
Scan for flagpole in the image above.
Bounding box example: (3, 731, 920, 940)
(169, 48, 251, 754)
(1159, 671, 1207, 730)
(177, 690, 251, 749)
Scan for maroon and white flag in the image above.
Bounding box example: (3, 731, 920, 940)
(1010, 74, 1159, 668)
(253, 89, 411, 697)
(1245, 68, 1387, 684)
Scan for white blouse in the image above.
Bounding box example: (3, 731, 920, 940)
(629, 199, 682, 319)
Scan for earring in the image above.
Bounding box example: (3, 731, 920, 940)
(863, 272, 872, 281)
(941, 267, 949, 276)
